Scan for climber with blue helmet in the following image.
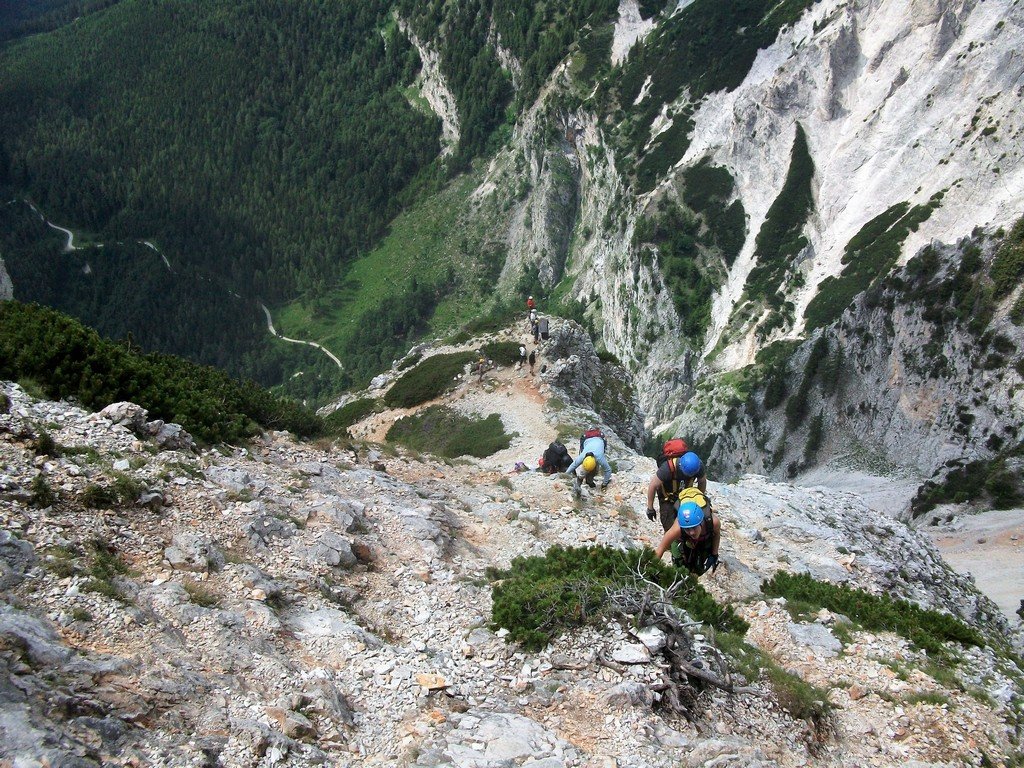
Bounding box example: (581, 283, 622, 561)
(654, 487, 721, 576)
(646, 450, 707, 532)
(565, 427, 613, 496)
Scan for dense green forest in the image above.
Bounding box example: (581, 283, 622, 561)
(0, 301, 322, 443)
(0, 201, 345, 403)
(0, 0, 120, 44)
(0, 0, 441, 305)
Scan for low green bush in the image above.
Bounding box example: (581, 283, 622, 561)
(761, 571, 983, 657)
(383, 352, 476, 408)
(991, 217, 1024, 298)
(480, 341, 521, 366)
(0, 302, 322, 443)
(33, 431, 59, 457)
(30, 475, 56, 508)
(386, 405, 511, 458)
(323, 398, 380, 433)
(488, 545, 747, 651)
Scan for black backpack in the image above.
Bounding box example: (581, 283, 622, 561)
(542, 441, 571, 474)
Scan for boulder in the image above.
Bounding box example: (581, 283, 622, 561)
(146, 420, 195, 451)
(99, 402, 148, 433)
(0, 531, 36, 589)
(603, 681, 654, 709)
(311, 531, 357, 569)
(206, 466, 265, 495)
(163, 532, 224, 573)
(247, 516, 297, 549)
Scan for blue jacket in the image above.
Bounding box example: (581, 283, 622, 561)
(565, 436, 612, 483)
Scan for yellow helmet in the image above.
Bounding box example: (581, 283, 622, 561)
(582, 455, 597, 473)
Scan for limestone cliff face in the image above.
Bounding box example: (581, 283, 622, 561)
(706, 233, 1024, 502)
(455, 0, 1024, 481)
(0, 258, 12, 301)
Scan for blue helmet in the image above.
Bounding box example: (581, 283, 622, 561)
(677, 501, 704, 529)
(681, 451, 702, 477)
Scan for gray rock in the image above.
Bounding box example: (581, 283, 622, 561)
(307, 499, 363, 532)
(0, 531, 36, 589)
(603, 681, 654, 709)
(147, 421, 195, 451)
(637, 626, 667, 653)
(112, 459, 131, 472)
(206, 466, 265, 495)
(312, 531, 357, 569)
(0, 604, 73, 667)
(786, 622, 842, 658)
(247, 515, 297, 548)
(237, 564, 283, 598)
(138, 490, 164, 510)
(99, 401, 148, 433)
(610, 643, 650, 664)
(164, 532, 224, 573)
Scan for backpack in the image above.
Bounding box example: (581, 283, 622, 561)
(538, 318, 549, 339)
(542, 441, 571, 474)
(583, 428, 603, 440)
(656, 438, 687, 466)
(662, 438, 687, 459)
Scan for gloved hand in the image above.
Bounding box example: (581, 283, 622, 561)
(703, 554, 720, 573)
(646, 507, 657, 521)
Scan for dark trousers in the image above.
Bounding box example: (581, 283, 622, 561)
(658, 499, 676, 532)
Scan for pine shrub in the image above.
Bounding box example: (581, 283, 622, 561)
(761, 571, 983, 657)
(386, 406, 511, 458)
(383, 352, 476, 409)
(489, 545, 747, 651)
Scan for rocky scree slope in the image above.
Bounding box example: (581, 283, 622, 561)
(1, 373, 1023, 767)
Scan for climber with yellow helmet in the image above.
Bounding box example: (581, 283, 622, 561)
(564, 427, 612, 495)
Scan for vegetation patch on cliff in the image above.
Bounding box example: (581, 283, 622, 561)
(804, 193, 943, 331)
(744, 125, 815, 324)
(383, 352, 476, 408)
(0, 302, 322, 443)
(761, 571, 984, 658)
(386, 405, 512, 458)
(607, 0, 815, 183)
(634, 197, 728, 339)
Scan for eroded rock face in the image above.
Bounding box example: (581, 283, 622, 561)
(543, 319, 647, 450)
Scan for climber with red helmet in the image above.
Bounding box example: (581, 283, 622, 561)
(654, 487, 721, 576)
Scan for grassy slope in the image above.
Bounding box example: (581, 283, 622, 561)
(274, 167, 495, 353)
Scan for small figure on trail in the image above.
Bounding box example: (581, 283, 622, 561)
(539, 441, 572, 474)
(475, 357, 487, 383)
(537, 316, 549, 342)
(654, 488, 721, 576)
(528, 349, 536, 375)
(529, 308, 538, 338)
(526, 295, 536, 312)
(646, 449, 707, 532)
(518, 345, 527, 370)
(565, 428, 612, 494)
